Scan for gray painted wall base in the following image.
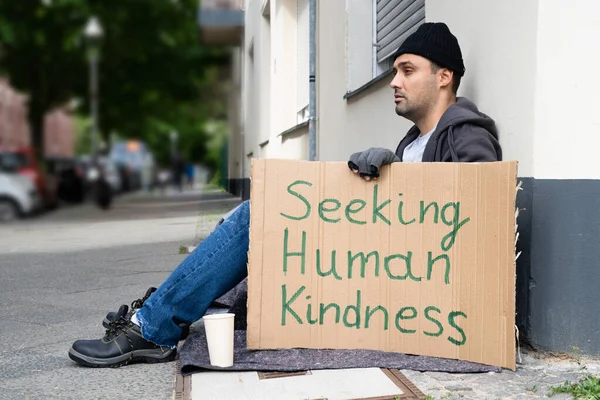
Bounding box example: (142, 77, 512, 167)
(524, 179, 600, 355)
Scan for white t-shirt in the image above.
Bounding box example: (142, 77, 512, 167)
(402, 125, 437, 162)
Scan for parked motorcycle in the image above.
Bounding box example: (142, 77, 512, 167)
(86, 164, 113, 210)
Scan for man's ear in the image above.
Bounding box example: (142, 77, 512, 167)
(439, 68, 454, 89)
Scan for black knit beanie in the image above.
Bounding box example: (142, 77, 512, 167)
(392, 22, 465, 77)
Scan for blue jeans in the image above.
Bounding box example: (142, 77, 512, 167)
(136, 201, 250, 347)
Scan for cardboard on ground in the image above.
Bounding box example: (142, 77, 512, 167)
(247, 158, 518, 370)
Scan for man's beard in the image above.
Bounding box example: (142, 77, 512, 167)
(395, 100, 419, 121)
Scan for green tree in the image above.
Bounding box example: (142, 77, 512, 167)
(0, 0, 88, 160)
(83, 0, 229, 143)
(0, 0, 230, 165)
(140, 65, 230, 168)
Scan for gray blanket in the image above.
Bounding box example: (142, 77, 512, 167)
(179, 330, 500, 375)
(180, 279, 501, 375)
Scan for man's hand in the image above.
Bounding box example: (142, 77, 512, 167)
(348, 148, 400, 180)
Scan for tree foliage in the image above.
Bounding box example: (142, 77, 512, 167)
(0, 0, 88, 159)
(0, 0, 230, 171)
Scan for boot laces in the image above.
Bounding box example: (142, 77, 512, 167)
(104, 305, 132, 341)
(103, 305, 137, 367)
(130, 287, 156, 310)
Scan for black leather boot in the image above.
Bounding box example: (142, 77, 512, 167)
(69, 305, 177, 368)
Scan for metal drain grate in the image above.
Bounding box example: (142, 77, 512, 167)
(258, 370, 312, 380)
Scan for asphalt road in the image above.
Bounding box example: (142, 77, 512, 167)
(0, 187, 241, 399)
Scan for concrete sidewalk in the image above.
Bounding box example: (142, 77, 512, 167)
(402, 348, 600, 399)
(0, 186, 240, 254)
(182, 348, 600, 400)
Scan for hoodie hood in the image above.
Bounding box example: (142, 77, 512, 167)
(395, 97, 502, 162)
(436, 97, 498, 140)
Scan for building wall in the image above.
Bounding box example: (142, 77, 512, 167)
(243, 0, 260, 155)
(525, 0, 600, 355)
(44, 109, 75, 158)
(0, 79, 75, 158)
(242, 0, 544, 169)
(533, 0, 600, 180)
(426, 0, 539, 177)
(318, 0, 414, 162)
(238, 0, 600, 355)
(259, 2, 272, 145)
(232, 0, 310, 198)
(319, 0, 540, 173)
(0, 79, 31, 149)
(240, 0, 544, 170)
(227, 49, 245, 196)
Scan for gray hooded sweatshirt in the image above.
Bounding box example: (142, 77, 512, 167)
(394, 97, 502, 162)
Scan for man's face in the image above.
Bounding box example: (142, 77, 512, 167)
(390, 53, 438, 121)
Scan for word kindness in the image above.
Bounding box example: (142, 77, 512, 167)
(280, 286, 468, 346)
(277, 180, 472, 346)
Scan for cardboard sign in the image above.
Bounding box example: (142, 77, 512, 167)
(247, 159, 518, 370)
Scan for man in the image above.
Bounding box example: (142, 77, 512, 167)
(348, 22, 501, 179)
(68, 22, 502, 368)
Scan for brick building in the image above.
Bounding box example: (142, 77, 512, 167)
(0, 78, 75, 158)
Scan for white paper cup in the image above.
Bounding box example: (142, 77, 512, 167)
(203, 313, 235, 367)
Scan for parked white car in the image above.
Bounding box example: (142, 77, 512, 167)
(0, 172, 41, 221)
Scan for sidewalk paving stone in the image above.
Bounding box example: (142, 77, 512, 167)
(401, 349, 600, 399)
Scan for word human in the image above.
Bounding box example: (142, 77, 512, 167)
(281, 284, 468, 346)
(282, 228, 451, 284)
(280, 180, 470, 251)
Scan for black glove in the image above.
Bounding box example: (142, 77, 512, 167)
(348, 148, 400, 178)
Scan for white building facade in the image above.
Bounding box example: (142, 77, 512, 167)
(206, 0, 600, 356)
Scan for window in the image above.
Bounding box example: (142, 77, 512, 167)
(345, 0, 425, 94)
(373, 0, 425, 75)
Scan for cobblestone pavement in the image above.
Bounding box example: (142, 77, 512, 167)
(402, 348, 600, 399)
